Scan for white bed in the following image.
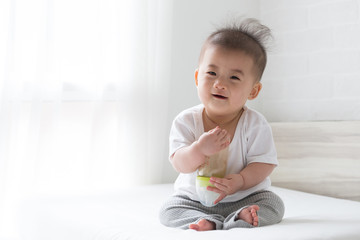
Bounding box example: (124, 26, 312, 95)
(17, 184, 360, 240)
(17, 121, 360, 240)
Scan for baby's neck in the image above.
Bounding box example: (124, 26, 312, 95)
(203, 108, 243, 131)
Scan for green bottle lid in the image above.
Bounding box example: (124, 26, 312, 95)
(196, 176, 215, 187)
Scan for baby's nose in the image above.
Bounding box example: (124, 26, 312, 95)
(214, 79, 226, 89)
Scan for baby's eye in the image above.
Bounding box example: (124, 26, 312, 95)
(231, 76, 240, 80)
(207, 71, 216, 76)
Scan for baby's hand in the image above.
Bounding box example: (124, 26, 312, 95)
(197, 126, 230, 157)
(207, 174, 244, 204)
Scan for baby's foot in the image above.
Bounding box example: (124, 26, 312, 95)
(189, 219, 215, 231)
(237, 205, 260, 227)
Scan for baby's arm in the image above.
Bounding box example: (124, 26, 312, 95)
(209, 162, 275, 204)
(171, 126, 230, 173)
(238, 162, 275, 189)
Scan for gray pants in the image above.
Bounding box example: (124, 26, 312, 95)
(159, 190, 284, 230)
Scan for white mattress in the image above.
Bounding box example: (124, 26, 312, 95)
(17, 184, 360, 240)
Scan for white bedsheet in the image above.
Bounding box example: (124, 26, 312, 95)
(17, 184, 360, 240)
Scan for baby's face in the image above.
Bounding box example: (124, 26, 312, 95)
(195, 45, 261, 117)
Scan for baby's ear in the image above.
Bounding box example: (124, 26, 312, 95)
(195, 69, 199, 86)
(248, 82, 262, 100)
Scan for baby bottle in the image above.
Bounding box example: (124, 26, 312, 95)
(196, 146, 228, 207)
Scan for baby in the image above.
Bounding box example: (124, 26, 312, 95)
(159, 18, 284, 231)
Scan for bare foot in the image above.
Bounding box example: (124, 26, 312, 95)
(237, 205, 260, 227)
(189, 219, 215, 231)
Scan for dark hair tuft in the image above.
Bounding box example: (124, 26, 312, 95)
(200, 18, 272, 81)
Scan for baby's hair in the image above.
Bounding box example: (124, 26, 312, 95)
(200, 18, 272, 81)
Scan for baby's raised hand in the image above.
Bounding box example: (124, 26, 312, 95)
(197, 126, 230, 157)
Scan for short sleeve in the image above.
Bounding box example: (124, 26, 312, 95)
(245, 115, 278, 165)
(168, 113, 196, 160)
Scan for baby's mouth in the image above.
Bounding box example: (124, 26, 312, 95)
(212, 94, 228, 100)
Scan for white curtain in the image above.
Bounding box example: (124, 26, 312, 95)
(0, 0, 173, 238)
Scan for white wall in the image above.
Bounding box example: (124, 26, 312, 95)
(258, 0, 360, 121)
(168, 0, 360, 124)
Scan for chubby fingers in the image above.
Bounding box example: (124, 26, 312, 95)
(209, 177, 229, 191)
(208, 126, 227, 136)
(208, 126, 221, 134)
(208, 127, 231, 145)
(206, 185, 227, 204)
(219, 129, 230, 143)
(213, 193, 226, 205)
(207, 179, 228, 205)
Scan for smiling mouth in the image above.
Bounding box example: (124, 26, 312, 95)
(212, 94, 228, 99)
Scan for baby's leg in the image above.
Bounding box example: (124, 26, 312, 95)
(159, 195, 224, 230)
(254, 191, 284, 226)
(223, 190, 284, 230)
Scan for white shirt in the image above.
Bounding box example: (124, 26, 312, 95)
(169, 104, 278, 202)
